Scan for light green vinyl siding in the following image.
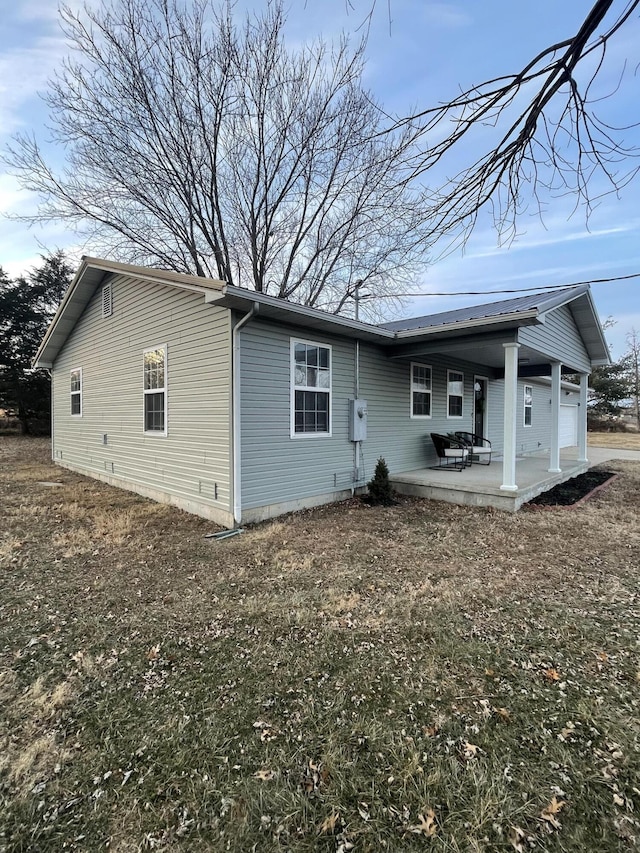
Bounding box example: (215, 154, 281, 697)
(519, 304, 591, 372)
(51, 273, 232, 518)
(239, 320, 483, 510)
(487, 379, 579, 455)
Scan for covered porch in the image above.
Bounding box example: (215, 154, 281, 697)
(390, 448, 591, 512)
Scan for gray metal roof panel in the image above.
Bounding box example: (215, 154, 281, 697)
(378, 286, 589, 331)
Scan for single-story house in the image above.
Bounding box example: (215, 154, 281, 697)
(34, 257, 610, 527)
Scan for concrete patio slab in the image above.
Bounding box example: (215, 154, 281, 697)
(390, 450, 592, 512)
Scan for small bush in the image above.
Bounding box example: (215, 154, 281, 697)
(367, 457, 395, 506)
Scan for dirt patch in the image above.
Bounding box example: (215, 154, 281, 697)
(527, 469, 616, 507)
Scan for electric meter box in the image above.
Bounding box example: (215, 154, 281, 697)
(349, 398, 368, 442)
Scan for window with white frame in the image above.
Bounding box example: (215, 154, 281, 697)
(70, 368, 82, 416)
(411, 363, 432, 417)
(143, 346, 167, 434)
(524, 384, 533, 427)
(291, 339, 331, 436)
(447, 369, 464, 418)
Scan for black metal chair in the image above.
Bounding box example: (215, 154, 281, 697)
(429, 433, 470, 471)
(454, 431, 492, 465)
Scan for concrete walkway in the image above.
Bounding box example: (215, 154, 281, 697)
(586, 446, 640, 464)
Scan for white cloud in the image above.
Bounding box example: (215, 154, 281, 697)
(0, 36, 68, 136)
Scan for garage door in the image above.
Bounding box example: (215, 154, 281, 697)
(560, 405, 578, 447)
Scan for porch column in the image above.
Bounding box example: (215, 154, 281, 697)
(548, 361, 562, 473)
(500, 341, 520, 492)
(577, 372, 589, 462)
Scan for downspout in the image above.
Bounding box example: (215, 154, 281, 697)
(232, 303, 259, 525)
(48, 369, 54, 462)
(353, 339, 361, 494)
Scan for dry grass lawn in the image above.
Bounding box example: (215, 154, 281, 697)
(588, 430, 640, 450)
(1, 437, 640, 852)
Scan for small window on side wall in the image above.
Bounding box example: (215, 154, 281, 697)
(70, 368, 82, 416)
(411, 363, 432, 417)
(143, 346, 167, 434)
(524, 385, 533, 427)
(447, 369, 464, 418)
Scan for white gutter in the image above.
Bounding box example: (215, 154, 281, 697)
(231, 303, 259, 525)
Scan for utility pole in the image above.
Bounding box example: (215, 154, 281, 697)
(354, 279, 363, 321)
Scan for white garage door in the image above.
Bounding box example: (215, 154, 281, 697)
(560, 405, 578, 447)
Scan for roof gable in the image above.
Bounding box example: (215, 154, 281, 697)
(34, 258, 610, 369)
(34, 257, 225, 368)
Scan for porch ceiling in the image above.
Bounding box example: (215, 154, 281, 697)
(385, 329, 554, 374)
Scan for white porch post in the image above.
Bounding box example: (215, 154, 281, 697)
(549, 361, 562, 473)
(501, 341, 520, 492)
(577, 372, 589, 462)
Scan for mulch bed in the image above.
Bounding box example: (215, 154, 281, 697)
(527, 469, 616, 508)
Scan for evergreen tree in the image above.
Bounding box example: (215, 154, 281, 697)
(0, 252, 72, 433)
(367, 457, 395, 506)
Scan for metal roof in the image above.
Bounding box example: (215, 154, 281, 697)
(378, 286, 590, 331)
(34, 259, 609, 369)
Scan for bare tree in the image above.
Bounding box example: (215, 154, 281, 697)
(4, 0, 430, 316)
(381, 0, 640, 245)
(624, 329, 640, 429)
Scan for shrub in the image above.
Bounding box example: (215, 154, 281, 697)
(367, 457, 395, 506)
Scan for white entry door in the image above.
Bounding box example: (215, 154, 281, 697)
(559, 404, 578, 447)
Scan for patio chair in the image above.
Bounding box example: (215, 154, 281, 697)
(454, 431, 492, 465)
(429, 433, 470, 471)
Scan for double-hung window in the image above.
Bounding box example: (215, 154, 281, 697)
(291, 339, 331, 436)
(143, 346, 167, 434)
(70, 368, 82, 416)
(524, 384, 533, 427)
(447, 370, 464, 418)
(411, 363, 432, 417)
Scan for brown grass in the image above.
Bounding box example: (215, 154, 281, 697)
(1, 436, 640, 851)
(588, 430, 640, 449)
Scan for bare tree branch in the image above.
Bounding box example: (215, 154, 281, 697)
(3, 0, 431, 318)
(382, 0, 640, 245)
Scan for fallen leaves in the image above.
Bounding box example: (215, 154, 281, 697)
(146, 645, 160, 661)
(461, 741, 479, 761)
(300, 758, 329, 794)
(253, 769, 275, 781)
(543, 667, 561, 682)
(407, 809, 437, 837)
(252, 719, 279, 743)
(318, 812, 341, 834)
(508, 825, 526, 852)
(540, 796, 566, 830)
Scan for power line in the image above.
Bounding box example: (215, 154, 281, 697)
(358, 271, 640, 300)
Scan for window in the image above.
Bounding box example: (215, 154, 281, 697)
(524, 384, 533, 427)
(102, 283, 113, 317)
(70, 368, 82, 416)
(447, 370, 464, 418)
(143, 346, 167, 434)
(291, 339, 331, 436)
(411, 363, 432, 417)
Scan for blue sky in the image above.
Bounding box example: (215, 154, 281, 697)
(1, 0, 639, 357)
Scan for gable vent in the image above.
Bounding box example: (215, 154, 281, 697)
(102, 283, 113, 317)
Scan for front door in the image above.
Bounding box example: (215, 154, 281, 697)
(474, 377, 488, 437)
